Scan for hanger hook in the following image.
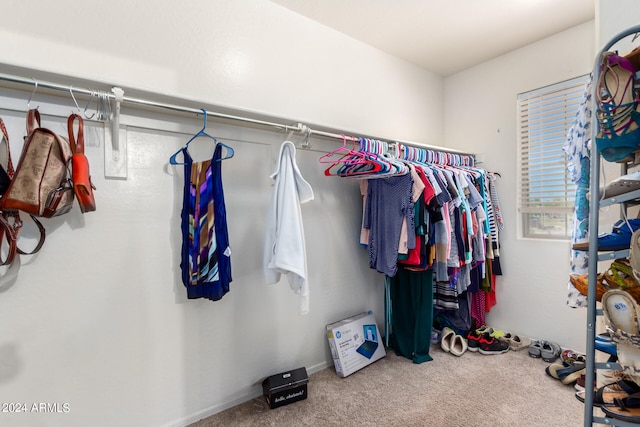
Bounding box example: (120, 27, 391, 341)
(83, 91, 97, 119)
(301, 125, 312, 149)
(200, 108, 208, 130)
(69, 85, 81, 114)
(27, 79, 39, 110)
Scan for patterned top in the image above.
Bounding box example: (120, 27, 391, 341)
(180, 143, 232, 301)
(563, 76, 592, 308)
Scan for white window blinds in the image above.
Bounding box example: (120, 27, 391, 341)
(517, 76, 588, 239)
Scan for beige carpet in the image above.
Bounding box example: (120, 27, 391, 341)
(188, 344, 587, 427)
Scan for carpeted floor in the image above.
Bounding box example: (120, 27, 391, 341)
(188, 344, 587, 427)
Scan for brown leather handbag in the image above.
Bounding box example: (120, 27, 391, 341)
(0, 109, 74, 218)
(0, 115, 45, 266)
(68, 114, 96, 213)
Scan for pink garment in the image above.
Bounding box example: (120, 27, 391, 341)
(471, 290, 486, 328)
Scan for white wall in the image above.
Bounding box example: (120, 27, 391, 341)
(0, 1, 445, 427)
(444, 22, 595, 352)
(0, 0, 444, 146)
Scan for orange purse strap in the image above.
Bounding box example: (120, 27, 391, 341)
(67, 113, 84, 155)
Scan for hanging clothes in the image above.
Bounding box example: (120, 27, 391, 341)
(388, 267, 434, 364)
(364, 173, 415, 277)
(563, 76, 592, 309)
(180, 143, 232, 301)
(263, 141, 314, 315)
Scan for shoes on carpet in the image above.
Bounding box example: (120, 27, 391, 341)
(466, 329, 482, 353)
(540, 341, 562, 362)
(506, 334, 531, 351)
(529, 340, 561, 362)
(476, 326, 505, 338)
(440, 327, 467, 356)
(478, 332, 509, 355)
(545, 360, 585, 385)
(449, 334, 468, 357)
(561, 349, 586, 364)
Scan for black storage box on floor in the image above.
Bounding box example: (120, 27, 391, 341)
(261, 367, 308, 409)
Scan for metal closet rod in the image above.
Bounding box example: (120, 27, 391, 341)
(0, 72, 474, 157)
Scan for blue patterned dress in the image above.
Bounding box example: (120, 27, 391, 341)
(563, 76, 592, 308)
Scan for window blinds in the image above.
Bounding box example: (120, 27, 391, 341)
(517, 76, 587, 220)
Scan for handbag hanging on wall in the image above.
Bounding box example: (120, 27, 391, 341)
(0, 109, 74, 218)
(68, 114, 96, 213)
(0, 116, 45, 266)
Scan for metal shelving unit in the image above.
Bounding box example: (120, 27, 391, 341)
(585, 23, 640, 427)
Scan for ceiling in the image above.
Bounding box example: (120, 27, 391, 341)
(270, 0, 595, 76)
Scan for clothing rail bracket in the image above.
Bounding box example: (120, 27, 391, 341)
(104, 86, 127, 179)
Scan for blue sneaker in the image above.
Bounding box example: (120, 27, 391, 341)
(573, 219, 640, 251)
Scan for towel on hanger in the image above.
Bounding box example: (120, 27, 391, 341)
(263, 141, 314, 314)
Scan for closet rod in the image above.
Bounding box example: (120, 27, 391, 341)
(0, 72, 474, 157)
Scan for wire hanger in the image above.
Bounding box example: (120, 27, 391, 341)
(27, 79, 39, 110)
(169, 108, 234, 165)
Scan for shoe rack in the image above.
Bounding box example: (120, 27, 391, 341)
(585, 24, 640, 427)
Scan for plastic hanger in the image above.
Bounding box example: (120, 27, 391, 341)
(215, 140, 235, 161)
(169, 108, 234, 165)
(318, 135, 367, 165)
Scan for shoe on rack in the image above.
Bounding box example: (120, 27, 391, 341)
(478, 333, 510, 355)
(595, 51, 640, 162)
(599, 170, 640, 199)
(630, 229, 640, 282)
(572, 219, 640, 251)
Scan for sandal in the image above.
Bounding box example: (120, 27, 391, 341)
(603, 392, 640, 423)
(595, 52, 640, 162)
(576, 384, 632, 407)
(602, 289, 640, 336)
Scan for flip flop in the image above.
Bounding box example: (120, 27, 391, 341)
(602, 289, 640, 336)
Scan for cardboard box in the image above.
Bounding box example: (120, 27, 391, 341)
(326, 311, 386, 377)
(261, 367, 308, 409)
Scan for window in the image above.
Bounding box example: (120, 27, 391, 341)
(517, 76, 588, 239)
